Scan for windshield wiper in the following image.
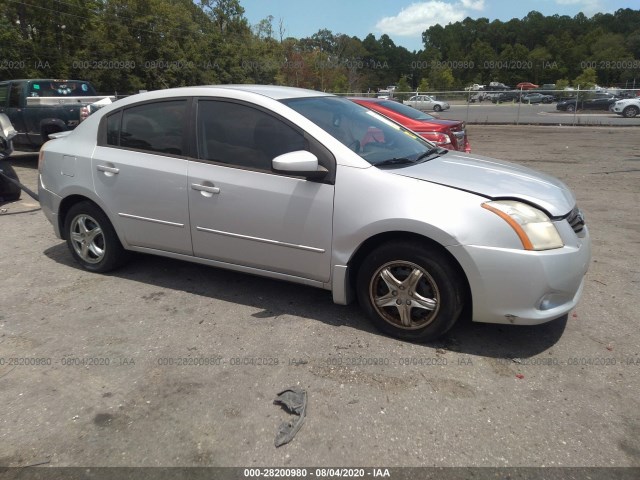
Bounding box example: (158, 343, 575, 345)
(416, 147, 448, 162)
(375, 157, 416, 167)
(376, 147, 449, 168)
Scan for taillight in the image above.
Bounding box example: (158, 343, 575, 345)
(80, 106, 90, 122)
(417, 132, 451, 146)
(38, 149, 45, 173)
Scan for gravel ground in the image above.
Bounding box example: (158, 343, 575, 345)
(0, 125, 639, 470)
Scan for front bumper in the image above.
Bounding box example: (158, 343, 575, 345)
(448, 225, 591, 325)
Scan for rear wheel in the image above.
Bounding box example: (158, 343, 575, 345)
(623, 106, 639, 118)
(357, 241, 465, 342)
(64, 201, 128, 272)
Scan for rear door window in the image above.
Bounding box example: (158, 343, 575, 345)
(119, 100, 187, 155)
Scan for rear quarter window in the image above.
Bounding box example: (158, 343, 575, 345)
(108, 100, 188, 156)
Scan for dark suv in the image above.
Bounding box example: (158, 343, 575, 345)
(556, 93, 619, 112)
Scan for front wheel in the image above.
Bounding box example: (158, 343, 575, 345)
(566, 104, 576, 112)
(357, 241, 465, 342)
(433, 105, 442, 112)
(64, 201, 128, 272)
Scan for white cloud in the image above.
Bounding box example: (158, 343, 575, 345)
(461, 0, 485, 10)
(375, 1, 485, 37)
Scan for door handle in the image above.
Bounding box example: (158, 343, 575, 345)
(191, 183, 220, 194)
(97, 165, 120, 174)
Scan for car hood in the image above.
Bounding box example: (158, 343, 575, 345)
(389, 152, 575, 217)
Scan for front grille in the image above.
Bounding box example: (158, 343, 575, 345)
(566, 206, 585, 234)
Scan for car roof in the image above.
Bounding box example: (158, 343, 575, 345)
(191, 84, 331, 100)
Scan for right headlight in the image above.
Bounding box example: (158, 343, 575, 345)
(482, 200, 564, 251)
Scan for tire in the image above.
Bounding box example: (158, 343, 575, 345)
(41, 126, 62, 144)
(63, 201, 128, 273)
(433, 105, 442, 112)
(356, 241, 465, 342)
(623, 106, 639, 118)
(566, 104, 575, 112)
(0, 163, 21, 202)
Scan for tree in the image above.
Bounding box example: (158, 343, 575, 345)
(573, 68, 598, 89)
(396, 76, 411, 100)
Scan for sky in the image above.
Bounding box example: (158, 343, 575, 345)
(239, 0, 636, 51)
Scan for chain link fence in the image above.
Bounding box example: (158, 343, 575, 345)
(336, 88, 640, 126)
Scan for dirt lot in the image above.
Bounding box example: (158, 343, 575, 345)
(0, 126, 639, 470)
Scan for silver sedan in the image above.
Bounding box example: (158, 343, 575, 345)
(403, 95, 450, 112)
(38, 85, 590, 341)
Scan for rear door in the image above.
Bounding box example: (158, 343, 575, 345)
(92, 99, 193, 255)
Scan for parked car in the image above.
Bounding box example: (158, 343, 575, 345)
(492, 91, 522, 103)
(39, 85, 590, 342)
(349, 97, 470, 152)
(521, 93, 554, 104)
(516, 82, 539, 90)
(556, 93, 619, 112)
(403, 95, 450, 112)
(611, 98, 640, 118)
(0, 79, 113, 151)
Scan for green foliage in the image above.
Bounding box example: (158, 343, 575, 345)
(395, 76, 411, 100)
(0, 2, 638, 93)
(573, 68, 598, 88)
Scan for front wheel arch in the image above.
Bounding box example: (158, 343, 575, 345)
(347, 233, 471, 318)
(355, 239, 467, 341)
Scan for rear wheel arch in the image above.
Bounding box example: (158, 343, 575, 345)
(62, 200, 128, 272)
(58, 195, 120, 244)
(623, 105, 639, 118)
(58, 195, 97, 239)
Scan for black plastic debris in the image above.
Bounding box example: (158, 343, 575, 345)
(273, 387, 307, 447)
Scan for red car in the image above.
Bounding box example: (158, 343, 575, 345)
(516, 82, 539, 90)
(350, 97, 471, 152)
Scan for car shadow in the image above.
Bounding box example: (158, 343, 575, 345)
(43, 243, 567, 359)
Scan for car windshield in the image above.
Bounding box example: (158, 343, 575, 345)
(28, 81, 97, 97)
(376, 100, 436, 121)
(282, 96, 437, 167)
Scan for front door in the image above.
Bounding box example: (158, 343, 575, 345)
(188, 99, 334, 282)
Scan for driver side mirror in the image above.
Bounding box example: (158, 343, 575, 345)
(272, 150, 328, 180)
